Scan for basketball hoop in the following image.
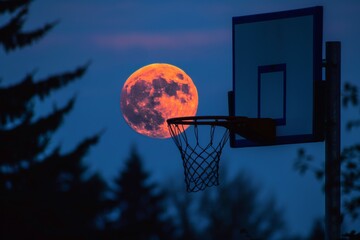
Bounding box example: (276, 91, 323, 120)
(167, 116, 275, 192)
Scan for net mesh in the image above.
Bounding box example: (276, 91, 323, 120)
(168, 122, 230, 192)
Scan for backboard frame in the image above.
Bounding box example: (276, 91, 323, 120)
(230, 6, 324, 148)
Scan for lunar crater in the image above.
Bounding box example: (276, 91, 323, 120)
(177, 73, 184, 80)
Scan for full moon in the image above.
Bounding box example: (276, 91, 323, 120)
(120, 63, 198, 138)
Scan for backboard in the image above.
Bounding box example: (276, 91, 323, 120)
(230, 6, 324, 148)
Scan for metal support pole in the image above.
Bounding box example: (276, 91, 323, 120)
(325, 41, 341, 240)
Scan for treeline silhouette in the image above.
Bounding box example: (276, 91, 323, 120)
(0, 1, 325, 240)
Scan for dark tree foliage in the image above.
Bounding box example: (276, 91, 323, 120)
(167, 189, 200, 240)
(109, 147, 176, 239)
(0, 0, 57, 52)
(0, 136, 109, 239)
(0, 62, 89, 125)
(0, 1, 109, 239)
(197, 173, 287, 240)
(307, 219, 325, 240)
(294, 82, 360, 236)
(343, 231, 360, 240)
(0, 0, 31, 14)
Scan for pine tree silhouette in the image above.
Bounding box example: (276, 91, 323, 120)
(0, 0, 57, 52)
(0, 1, 110, 239)
(110, 146, 176, 239)
(198, 172, 286, 240)
(307, 219, 325, 240)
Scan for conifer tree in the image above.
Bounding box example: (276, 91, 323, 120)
(0, 0, 56, 52)
(307, 219, 325, 240)
(198, 173, 286, 240)
(110, 147, 176, 239)
(0, 1, 109, 239)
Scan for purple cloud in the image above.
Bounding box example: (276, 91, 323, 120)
(91, 29, 230, 51)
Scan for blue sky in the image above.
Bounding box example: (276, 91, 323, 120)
(2, 0, 360, 236)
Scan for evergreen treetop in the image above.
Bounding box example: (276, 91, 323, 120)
(0, 1, 110, 238)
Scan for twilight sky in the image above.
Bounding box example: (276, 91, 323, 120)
(2, 0, 360, 236)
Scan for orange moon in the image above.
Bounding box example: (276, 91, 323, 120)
(120, 63, 198, 138)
